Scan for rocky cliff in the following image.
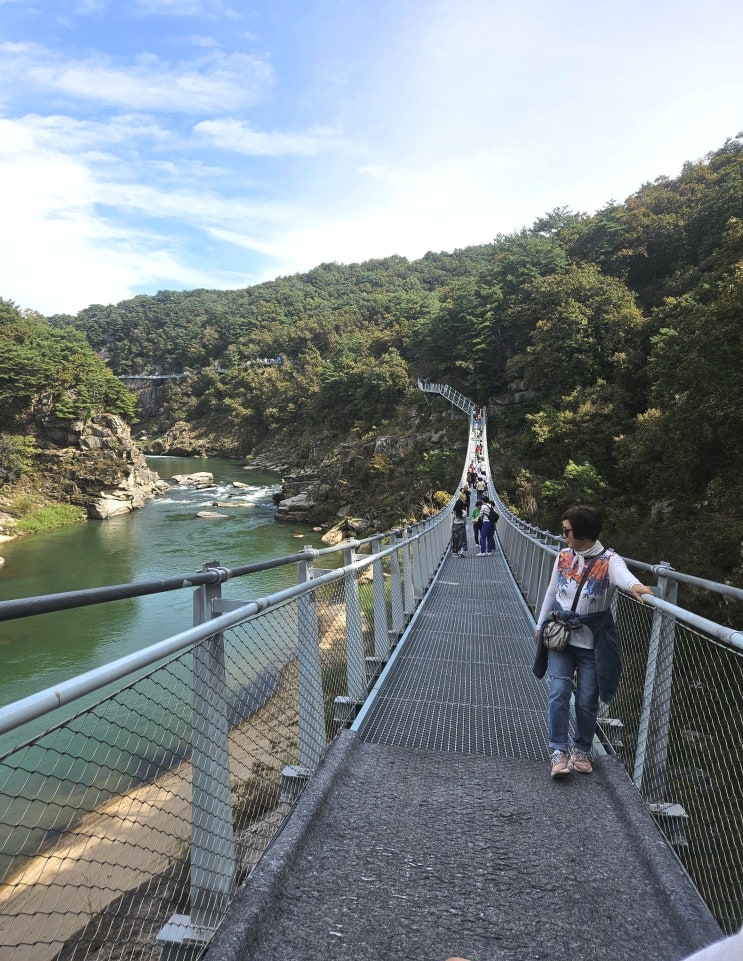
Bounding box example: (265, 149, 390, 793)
(36, 413, 169, 518)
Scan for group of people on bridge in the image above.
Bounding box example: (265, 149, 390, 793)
(453, 435, 652, 784)
(450, 428, 499, 559)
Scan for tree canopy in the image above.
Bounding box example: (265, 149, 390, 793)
(5, 134, 743, 586)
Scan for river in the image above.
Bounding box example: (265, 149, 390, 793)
(0, 455, 332, 896)
(0, 456, 318, 714)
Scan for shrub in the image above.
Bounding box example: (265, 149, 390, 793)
(0, 435, 37, 485)
(15, 504, 86, 534)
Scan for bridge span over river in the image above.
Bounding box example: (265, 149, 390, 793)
(0, 382, 740, 961)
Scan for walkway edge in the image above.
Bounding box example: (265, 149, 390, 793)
(598, 754, 723, 945)
(203, 728, 359, 961)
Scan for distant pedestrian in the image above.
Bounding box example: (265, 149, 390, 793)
(476, 498, 498, 555)
(471, 500, 483, 549)
(451, 497, 468, 557)
(533, 505, 653, 778)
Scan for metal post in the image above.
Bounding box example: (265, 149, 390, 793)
(419, 521, 432, 584)
(420, 524, 429, 591)
(343, 544, 366, 701)
(158, 561, 235, 960)
(371, 537, 390, 659)
(515, 522, 528, 584)
(525, 535, 539, 606)
(534, 542, 553, 615)
(389, 531, 404, 637)
(295, 546, 326, 771)
(633, 563, 679, 800)
(402, 527, 415, 617)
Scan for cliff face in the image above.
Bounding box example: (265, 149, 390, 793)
(251, 418, 462, 533)
(142, 420, 209, 457)
(36, 413, 169, 518)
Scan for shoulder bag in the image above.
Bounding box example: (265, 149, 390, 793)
(542, 553, 604, 651)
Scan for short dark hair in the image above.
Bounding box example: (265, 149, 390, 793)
(563, 505, 602, 541)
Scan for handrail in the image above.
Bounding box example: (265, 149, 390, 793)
(0, 544, 400, 737)
(0, 554, 304, 622)
(417, 378, 478, 416)
(643, 595, 743, 652)
(0, 527, 435, 736)
(0, 530, 417, 624)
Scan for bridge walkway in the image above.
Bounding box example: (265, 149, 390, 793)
(204, 531, 723, 961)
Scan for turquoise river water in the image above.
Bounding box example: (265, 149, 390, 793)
(0, 456, 321, 720)
(0, 456, 339, 882)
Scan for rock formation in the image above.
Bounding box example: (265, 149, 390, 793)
(36, 413, 169, 519)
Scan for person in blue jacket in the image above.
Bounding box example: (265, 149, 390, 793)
(533, 505, 653, 778)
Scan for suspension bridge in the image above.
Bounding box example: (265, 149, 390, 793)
(0, 382, 740, 961)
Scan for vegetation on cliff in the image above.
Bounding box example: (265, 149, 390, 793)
(0, 301, 155, 534)
(3, 136, 743, 588)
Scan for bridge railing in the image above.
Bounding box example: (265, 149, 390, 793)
(0, 509, 453, 961)
(483, 427, 743, 936)
(417, 378, 479, 417)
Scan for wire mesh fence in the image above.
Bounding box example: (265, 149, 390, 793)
(2, 393, 742, 958)
(486, 396, 743, 940)
(610, 596, 743, 935)
(0, 533, 422, 961)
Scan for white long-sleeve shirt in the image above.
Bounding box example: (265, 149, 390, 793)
(536, 541, 642, 649)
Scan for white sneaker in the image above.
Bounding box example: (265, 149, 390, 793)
(476, 552, 485, 556)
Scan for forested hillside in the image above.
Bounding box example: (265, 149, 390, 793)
(3, 136, 742, 590)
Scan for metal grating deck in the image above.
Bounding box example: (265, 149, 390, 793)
(355, 537, 551, 759)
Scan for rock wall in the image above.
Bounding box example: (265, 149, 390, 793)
(37, 413, 169, 519)
(143, 421, 208, 457)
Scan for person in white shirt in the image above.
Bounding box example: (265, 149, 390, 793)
(533, 505, 653, 778)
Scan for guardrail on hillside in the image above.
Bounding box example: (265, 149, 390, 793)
(417, 378, 479, 417)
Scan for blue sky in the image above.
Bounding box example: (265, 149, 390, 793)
(1, 0, 741, 317)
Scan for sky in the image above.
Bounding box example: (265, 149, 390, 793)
(1, 0, 741, 317)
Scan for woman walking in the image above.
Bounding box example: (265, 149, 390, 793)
(533, 505, 653, 778)
(476, 498, 498, 556)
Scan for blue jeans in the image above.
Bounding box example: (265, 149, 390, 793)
(547, 644, 600, 754)
(480, 520, 494, 553)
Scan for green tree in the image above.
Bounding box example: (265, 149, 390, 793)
(0, 299, 136, 427)
(0, 435, 37, 484)
(514, 263, 647, 403)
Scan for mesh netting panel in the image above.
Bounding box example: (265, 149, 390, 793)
(0, 567, 384, 961)
(610, 596, 743, 934)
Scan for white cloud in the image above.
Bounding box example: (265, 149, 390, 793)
(1, 42, 273, 113)
(4, 112, 171, 154)
(133, 0, 240, 17)
(73, 0, 107, 13)
(0, 117, 235, 314)
(194, 118, 342, 156)
(1, 0, 742, 318)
